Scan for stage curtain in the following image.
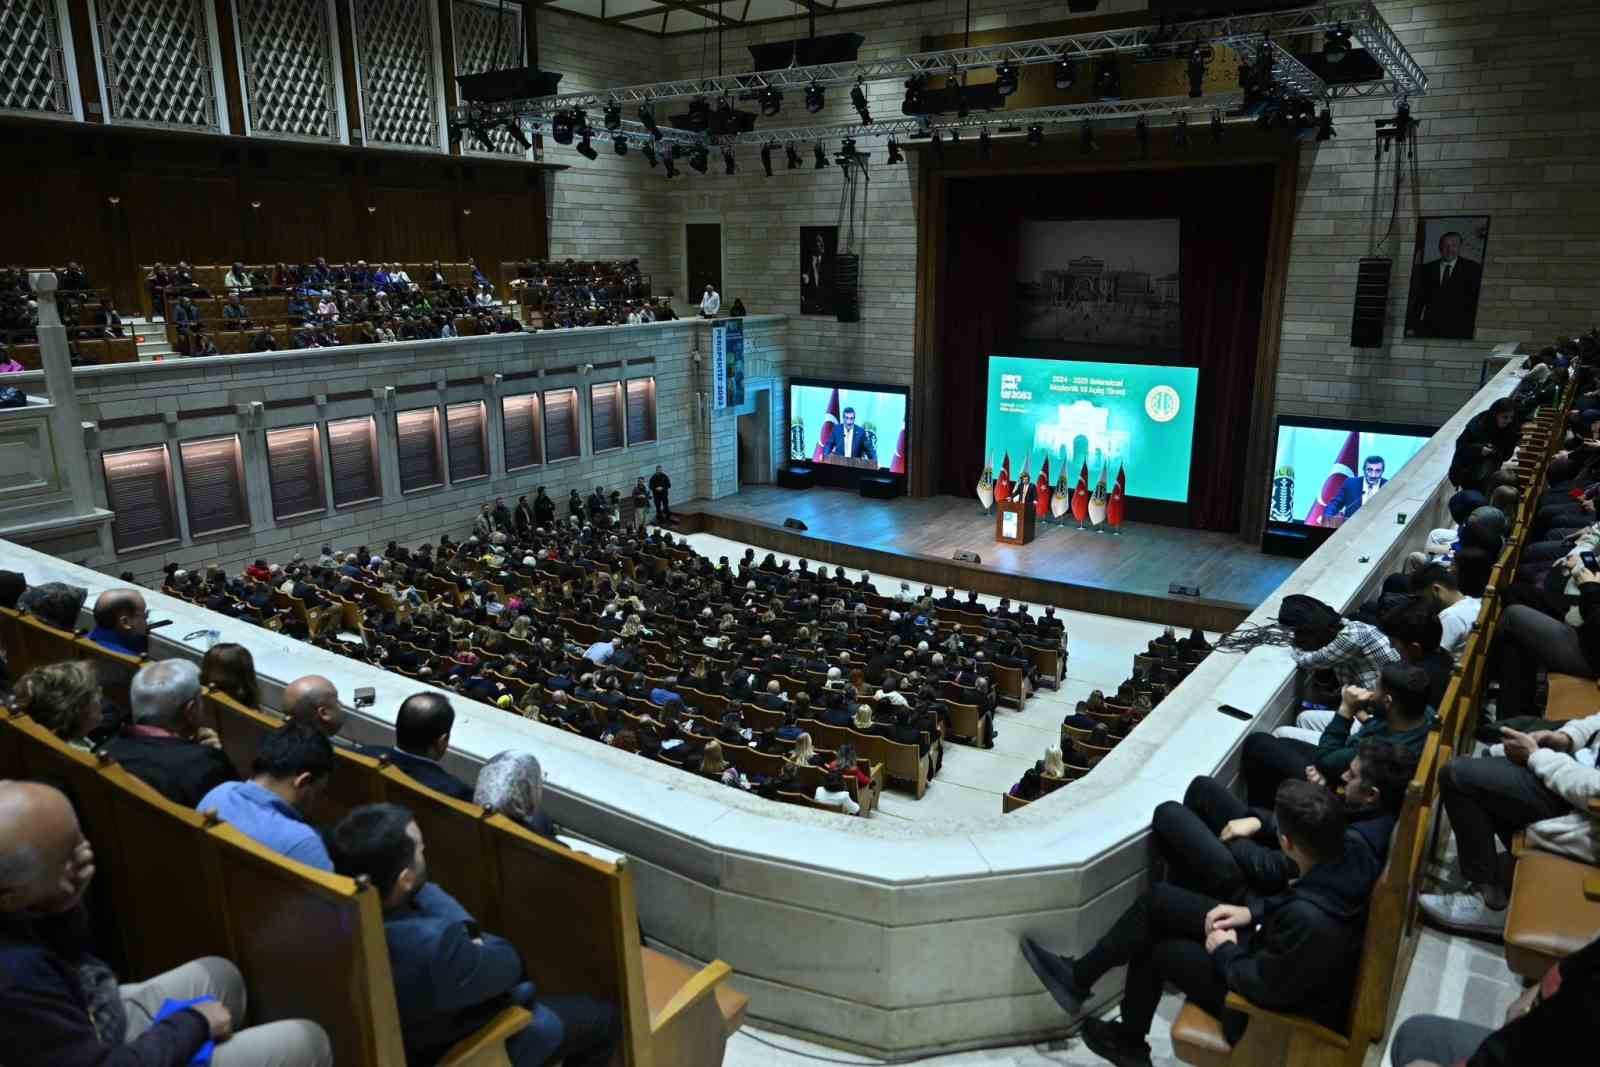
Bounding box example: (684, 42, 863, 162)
(935, 165, 1277, 532)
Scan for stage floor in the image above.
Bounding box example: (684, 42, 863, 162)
(682, 487, 1296, 629)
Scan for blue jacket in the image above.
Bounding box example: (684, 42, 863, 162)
(368, 745, 474, 802)
(384, 883, 525, 1065)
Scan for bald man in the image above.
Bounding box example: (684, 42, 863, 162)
(281, 675, 345, 738)
(86, 587, 149, 656)
(0, 781, 332, 1064)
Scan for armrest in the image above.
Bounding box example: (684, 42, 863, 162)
(1589, 798, 1600, 815)
(1222, 993, 1349, 1050)
(438, 1005, 532, 1067)
(1586, 875, 1600, 903)
(651, 959, 732, 1032)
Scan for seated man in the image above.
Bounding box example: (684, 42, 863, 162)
(104, 659, 237, 807)
(1287, 599, 1400, 690)
(1411, 560, 1481, 661)
(86, 586, 149, 655)
(0, 781, 333, 1065)
(366, 692, 473, 801)
(282, 674, 345, 738)
(1419, 708, 1600, 938)
(198, 723, 335, 871)
(1020, 781, 1368, 1066)
(328, 803, 618, 1066)
(1487, 555, 1600, 722)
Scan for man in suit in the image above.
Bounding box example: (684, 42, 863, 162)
(801, 231, 832, 315)
(826, 407, 877, 463)
(1328, 456, 1390, 521)
(1405, 230, 1484, 339)
(366, 693, 473, 801)
(329, 804, 619, 1066)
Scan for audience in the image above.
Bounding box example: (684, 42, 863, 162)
(104, 659, 237, 807)
(281, 673, 345, 737)
(198, 723, 336, 871)
(10, 659, 102, 745)
(201, 641, 260, 707)
(474, 750, 557, 842)
(86, 587, 150, 656)
(367, 692, 472, 800)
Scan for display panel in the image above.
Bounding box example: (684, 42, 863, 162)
(543, 388, 580, 461)
(446, 402, 488, 483)
(984, 356, 1199, 504)
(179, 435, 249, 537)
(590, 381, 624, 453)
(266, 425, 327, 521)
(1269, 416, 1434, 528)
(327, 416, 381, 508)
(787, 379, 908, 474)
(502, 394, 543, 471)
(102, 445, 179, 553)
(396, 407, 443, 494)
(626, 377, 657, 445)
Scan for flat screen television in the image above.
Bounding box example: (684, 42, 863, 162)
(787, 378, 909, 477)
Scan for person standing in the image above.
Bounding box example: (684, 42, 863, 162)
(699, 283, 720, 317)
(649, 465, 672, 524)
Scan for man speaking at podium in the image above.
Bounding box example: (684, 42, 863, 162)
(826, 407, 877, 465)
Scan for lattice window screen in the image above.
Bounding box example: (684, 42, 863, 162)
(353, 0, 441, 150)
(0, 0, 73, 118)
(452, 0, 524, 157)
(96, 0, 220, 131)
(235, 0, 340, 142)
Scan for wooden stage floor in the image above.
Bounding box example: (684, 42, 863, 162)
(680, 487, 1297, 632)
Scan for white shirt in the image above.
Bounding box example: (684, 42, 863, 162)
(843, 426, 856, 455)
(1361, 478, 1383, 505)
(627, 311, 641, 325)
(1438, 596, 1481, 660)
(700, 289, 721, 315)
(815, 787, 860, 815)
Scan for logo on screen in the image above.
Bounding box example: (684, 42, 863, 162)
(1145, 385, 1181, 423)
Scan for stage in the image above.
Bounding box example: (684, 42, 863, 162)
(679, 487, 1297, 632)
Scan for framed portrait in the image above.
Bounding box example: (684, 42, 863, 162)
(1403, 216, 1490, 340)
(800, 225, 838, 315)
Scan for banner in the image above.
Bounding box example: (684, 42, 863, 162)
(712, 319, 745, 410)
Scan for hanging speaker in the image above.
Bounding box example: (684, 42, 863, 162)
(1350, 257, 1392, 348)
(833, 254, 861, 323)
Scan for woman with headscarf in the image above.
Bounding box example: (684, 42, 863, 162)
(473, 750, 558, 842)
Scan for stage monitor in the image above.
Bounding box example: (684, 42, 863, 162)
(787, 379, 908, 476)
(1269, 415, 1434, 529)
(984, 356, 1199, 504)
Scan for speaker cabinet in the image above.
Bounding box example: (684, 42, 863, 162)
(1350, 257, 1393, 348)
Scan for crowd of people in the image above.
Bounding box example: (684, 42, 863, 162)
(1, 262, 132, 368)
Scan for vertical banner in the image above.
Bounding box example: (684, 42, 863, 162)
(711, 324, 728, 410)
(711, 319, 745, 411)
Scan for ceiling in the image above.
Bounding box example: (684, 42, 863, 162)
(536, 0, 929, 37)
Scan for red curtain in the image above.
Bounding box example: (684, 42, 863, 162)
(934, 164, 1277, 532)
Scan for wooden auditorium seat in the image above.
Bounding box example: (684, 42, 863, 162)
(1502, 799, 1600, 981)
(1543, 672, 1600, 722)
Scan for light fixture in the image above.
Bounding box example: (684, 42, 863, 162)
(506, 119, 532, 150)
(813, 141, 829, 169)
(613, 133, 628, 156)
(949, 127, 960, 144)
(759, 85, 782, 117)
(761, 141, 775, 176)
(1210, 111, 1224, 143)
(932, 130, 943, 160)
(639, 102, 661, 140)
(786, 143, 802, 169)
(462, 207, 472, 216)
(723, 146, 736, 174)
(886, 138, 903, 164)
(1324, 25, 1352, 64)
(1174, 112, 1189, 148)
(1135, 115, 1149, 157)
(551, 110, 575, 145)
(1186, 42, 1212, 98)
(1316, 108, 1337, 141)
(994, 62, 1018, 97)
(468, 117, 496, 151)
(1026, 124, 1043, 147)
(1094, 57, 1120, 101)
(903, 75, 925, 113)
(643, 142, 658, 167)
(687, 97, 711, 130)
(1054, 53, 1076, 90)
(367, 205, 377, 213)
(1080, 119, 1097, 154)
(663, 147, 678, 177)
(978, 126, 991, 159)
(576, 129, 598, 160)
(952, 71, 969, 117)
(850, 78, 871, 124)
(805, 80, 824, 113)
(689, 145, 709, 173)
(716, 96, 736, 128)
(247, 199, 258, 209)
(603, 103, 622, 130)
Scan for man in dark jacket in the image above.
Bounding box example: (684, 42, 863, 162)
(364, 693, 473, 801)
(533, 486, 556, 527)
(0, 781, 332, 1065)
(1020, 780, 1369, 1064)
(328, 803, 618, 1066)
(103, 660, 237, 808)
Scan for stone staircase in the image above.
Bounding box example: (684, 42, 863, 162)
(128, 318, 174, 360)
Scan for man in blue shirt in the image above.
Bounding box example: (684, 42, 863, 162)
(583, 638, 617, 666)
(198, 723, 335, 871)
(86, 588, 149, 656)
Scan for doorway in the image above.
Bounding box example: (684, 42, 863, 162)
(738, 388, 772, 486)
(685, 223, 722, 308)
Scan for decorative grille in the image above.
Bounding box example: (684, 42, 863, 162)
(97, 0, 220, 131)
(353, 0, 440, 149)
(0, 0, 72, 118)
(236, 0, 340, 141)
(453, 0, 524, 156)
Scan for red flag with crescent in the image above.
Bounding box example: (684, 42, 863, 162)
(1108, 464, 1127, 528)
(1305, 431, 1359, 527)
(890, 428, 906, 474)
(811, 387, 841, 462)
(1071, 459, 1090, 522)
(1035, 455, 1052, 518)
(996, 450, 1013, 503)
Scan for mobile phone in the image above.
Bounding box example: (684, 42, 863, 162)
(1217, 704, 1252, 722)
(1583, 552, 1599, 572)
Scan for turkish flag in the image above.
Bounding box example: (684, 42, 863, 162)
(890, 427, 906, 474)
(811, 387, 841, 461)
(1035, 455, 1052, 518)
(1107, 464, 1127, 528)
(1071, 459, 1090, 523)
(1305, 431, 1358, 527)
(996, 450, 1013, 503)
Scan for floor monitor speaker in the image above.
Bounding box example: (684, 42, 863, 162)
(783, 517, 808, 531)
(953, 550, 982, 564)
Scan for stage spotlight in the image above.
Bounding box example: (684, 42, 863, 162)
(903, 75, 925, 113)
(1093, 57, 1120, 101)
(1080, 119, 1097, 154)
(758, 85, 783, 117)
(1054, 54, 1076, 90)
(467, 117, 496, 151)
(1316, 108, 1336, 141)
(689, 144, 709, 173)
(1324, 25, 1351, 64)
(813, 141, 829, 169)
(761, 142, 774, 176)
(643, 142, 658, 167)
(886, 138, 903, 164)
(1135, 115, 1149, 158)
(850, 78, 872, 124)
(1174, 112, 1189, 149)
(785, 142, 802, 169)
(932, 130, 943, 160)
(663, 147, 678, 177)
(551, 110, 575, 145)
(805, 80, 824, 113)
(994, 62, 1018, 97)
(723, 146, 736, 174)
(978, 126, 991, 159)
(952, 73, 970, 118)
(639, 102, 662, 140)
(576, 129, 598, 160)
(949, 127, 960, 144)
(687, 97, 711, 130)
(1186, 42, 1212, 99)
(603, 102, 622, 130)
(1026, 124, 1043, 147)
(716, 96, 736, 129)
(447, 119, 462, 145)
(612, 133, 627, 156)
(506, 119, 532, 150)
(1211, 111, 1224, 143)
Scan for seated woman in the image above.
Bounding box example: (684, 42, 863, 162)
(474, 750, 558, 842)
(12, 661, 102, 747)
(825, 740, 871, 790)
(1042, 746, 1067, 780)
(200, 642, 259, 708)
(785, 732, 829, 769)
(814, 770, 860, 815)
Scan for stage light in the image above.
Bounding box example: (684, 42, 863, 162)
(1093, 57, 1120, 101)
(1186, 42, 1212, 99)
(716, 96, 736, 129)
(850, 78, 872, 124)
(948, 127, 960, 144)
(576, 129, 598, 160)
(639, 102, 661, 141)
(603, 102, 622, 130)
(723, 146, 736, 175)
(760, 142, 774, 176)
(1026, 124, 1043, 147)
(903, 75, 925, 113)
(1174, 112, 1189, 149)
(447, 119, 462, 145)
(953, 73, 969, 118)
(994, 62, 1018, 97)
(978, 126, 991, 159)
(551, 110, 575, 145)
(467, 117, 495, 151)
(689, 144, 709, 173)
(1324, 25, 1351, 64)
(804, 80, 824, 113)
(785, 143, 802, 169)
(1080, 119, 1097, 154)
(612, 133, 627, 156)
(1211, 111, 1224, 143)
(687, 97, 711, 130)
(932, 130, 943, 160)
(758, 85, 782, 117)
(1054, 54, 1076, 90)
(663, 147, 678, 177)
(1135, 115, 1149, 158)
(813, 141, 829, 169)
(506, 119, 532, 150)
(1316, 108, 1336, 141)
(643, 142, 658, 167)
(886, 138, 903, 164)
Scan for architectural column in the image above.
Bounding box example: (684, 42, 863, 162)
(29, 272, 96, 515)
(484, 373, 505, 477)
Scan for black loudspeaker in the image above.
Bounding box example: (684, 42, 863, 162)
(776, 464, 814, 489)
(859, 474, 900, 499)
(783, 517, 808, 531)
(833, 254, 861, 323)
(1168, 582, 1201, 597)
(953, 550, 982, 564)
(1350, 257, 1393, 348)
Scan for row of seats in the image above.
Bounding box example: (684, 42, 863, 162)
(3, 335, 139, 369)
(139, 262, 489, 319)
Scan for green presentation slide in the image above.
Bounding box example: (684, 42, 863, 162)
(985, 356, 1200, 503)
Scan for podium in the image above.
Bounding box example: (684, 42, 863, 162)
(995, 500, 1036, 546)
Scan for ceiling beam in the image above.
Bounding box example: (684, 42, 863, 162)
(602, 0, 741, 26)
